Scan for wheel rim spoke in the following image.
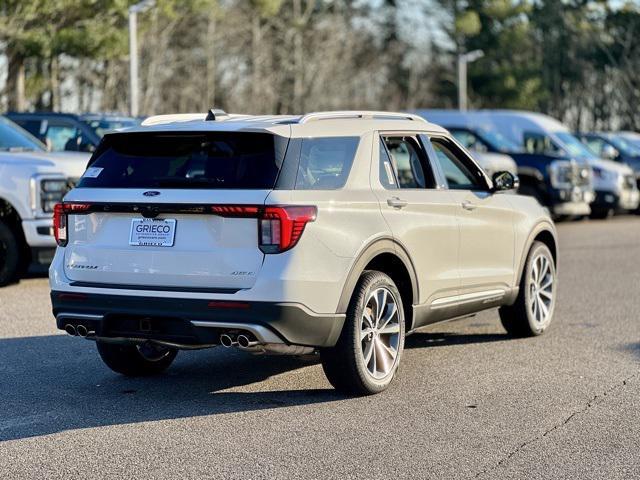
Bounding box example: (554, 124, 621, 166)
(539, 288, 553, 300)
(379, 323, 400, 335)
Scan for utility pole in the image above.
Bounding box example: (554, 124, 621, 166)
(458, 50, 484, 111)
(129, 0, 156, 117)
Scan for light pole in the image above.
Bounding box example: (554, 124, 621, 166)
(129, 0, 155, 117)
(457, 49, 484, 112)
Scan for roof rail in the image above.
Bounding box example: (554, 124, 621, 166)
(141, 113, 207, 126)
(298, 111, 427, 124)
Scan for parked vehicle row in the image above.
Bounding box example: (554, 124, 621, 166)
(50, 110, 558, 395)
(5, 112, 140, 153)
(416, 110, 640, 219)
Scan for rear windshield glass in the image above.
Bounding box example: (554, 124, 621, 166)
(77, 132, 287, 189)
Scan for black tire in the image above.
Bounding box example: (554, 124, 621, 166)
(321, 270, 405, 395)
(589, 207, 612, 220)
(96, 341, 178, 376)
(0, 221, 21, 287)
(499, 241, 557, 337)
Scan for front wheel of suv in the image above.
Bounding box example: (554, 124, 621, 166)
(499, 241, 557, 337)
(96, 341, 178, 376)
(321, 271, 405, 395)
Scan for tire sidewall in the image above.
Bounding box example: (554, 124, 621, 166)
(349, 272, 405, 393)
(0, 221, 20, 286)
(523, 243, 557, 335)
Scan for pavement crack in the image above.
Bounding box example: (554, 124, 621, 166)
(474, 372, 638, 479)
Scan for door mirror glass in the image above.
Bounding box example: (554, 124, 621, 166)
(492, 171, 519, 191)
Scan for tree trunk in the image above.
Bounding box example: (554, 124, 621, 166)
(6, 45, 26, 111)
(49, 55, 60, 111)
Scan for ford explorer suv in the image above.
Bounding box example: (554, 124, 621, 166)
(0, 116, 88, 285)
(50, 110, 558, 395)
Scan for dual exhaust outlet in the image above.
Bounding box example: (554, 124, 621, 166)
(219, 333, 258, 349)
(219, 332, 314, 355)
(64, 324, 93, 338)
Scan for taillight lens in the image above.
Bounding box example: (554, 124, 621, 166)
(211, 204, 317, 254)
(53, 203, 91, 247)
(259, 206, 317, 253)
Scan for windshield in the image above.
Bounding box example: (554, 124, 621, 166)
(608, 135, 640, 157)
(82, 118, 140, 137)
(0, 117, 46, 152)
(475, 129, 521, 153)
(555, 132, 598, 159)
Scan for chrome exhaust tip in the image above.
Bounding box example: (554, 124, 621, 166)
(219, 333, 235, 348)
(76, 325, 88, 337)
(237, 334, 259, 349)
(64, 324, 77, 336)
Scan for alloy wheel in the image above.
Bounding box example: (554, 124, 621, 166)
(360, 287, 401, 379)
(528, 253, 555, 327)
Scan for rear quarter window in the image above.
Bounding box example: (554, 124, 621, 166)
(77, 132, 286, 189)
(294, 137, 359, 190)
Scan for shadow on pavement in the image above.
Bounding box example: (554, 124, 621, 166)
(405, 331, 511, 349)
(0, 334, 340, 442)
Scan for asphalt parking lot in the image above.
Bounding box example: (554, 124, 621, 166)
(1, 216, 639, 479)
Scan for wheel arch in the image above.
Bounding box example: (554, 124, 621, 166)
(337, 237, 419, 332)
(515, 222, 558, 287)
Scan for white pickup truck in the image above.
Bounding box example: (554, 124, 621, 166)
(0, 117, 88, 285)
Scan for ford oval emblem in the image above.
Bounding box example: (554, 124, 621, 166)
(143, 191, 161, 197)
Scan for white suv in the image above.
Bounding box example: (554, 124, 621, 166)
(50, 110, 558, 395)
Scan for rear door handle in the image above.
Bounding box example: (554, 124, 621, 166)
(387, 197, 408, 209)
(462, 200, 477, 211)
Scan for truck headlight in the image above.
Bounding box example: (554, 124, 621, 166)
(30, 175, 73, 217)
(40, 179, 68, 213)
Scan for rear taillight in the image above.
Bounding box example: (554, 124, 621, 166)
(259, 206, 316, 253)
(211, 204, 317, 254)
(53, 203, 91, 247)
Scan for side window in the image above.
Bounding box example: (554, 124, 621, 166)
(382, 136, 436, 189)
(523, 132, 560, 155)
(430, 138, 486, 191)
(450, 129, 488, 153)
(379, 139, 397, 189)
(46, 123, 81, 151)
(295, 137, 358, 190)
(584, 137, 604, 156)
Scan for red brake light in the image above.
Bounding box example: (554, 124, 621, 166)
(54, 203, 91, 247)
(259, 206, 317, 253)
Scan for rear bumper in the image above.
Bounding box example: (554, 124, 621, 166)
(51, 291, 345, 348)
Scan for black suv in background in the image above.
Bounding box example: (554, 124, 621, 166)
(5, 112, 139, 153)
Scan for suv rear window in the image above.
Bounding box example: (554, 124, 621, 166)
(77, 132, 287, 189)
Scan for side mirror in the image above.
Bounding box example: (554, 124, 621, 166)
(601, 144, 619, 161)
(492, 171, 519, 192)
